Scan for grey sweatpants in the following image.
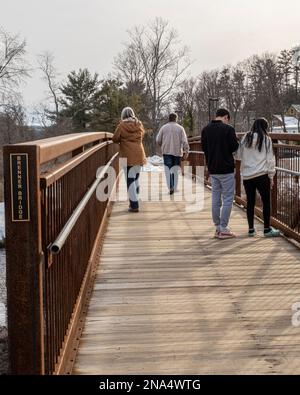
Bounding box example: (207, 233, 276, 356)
(210, 173, 235, 232)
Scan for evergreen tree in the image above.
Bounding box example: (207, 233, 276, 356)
(91, 78, 151, 132)
(60, 68, 100, 130)
(91, 79, 126, 131)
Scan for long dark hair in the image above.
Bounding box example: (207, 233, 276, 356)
(245, 118, 269, 152)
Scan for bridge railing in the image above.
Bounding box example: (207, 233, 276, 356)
(188, 133, 300, 243)
(3, 132, 119, 374)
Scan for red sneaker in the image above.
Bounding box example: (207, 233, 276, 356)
(218, 230, 237, 239)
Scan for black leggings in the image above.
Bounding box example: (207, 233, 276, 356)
(243, 174, 271, 230)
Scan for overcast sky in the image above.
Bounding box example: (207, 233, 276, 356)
(2, 0, 300, 114)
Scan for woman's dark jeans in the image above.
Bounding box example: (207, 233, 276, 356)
(243, 174, 271, 230)
(125, 166, 141, 209)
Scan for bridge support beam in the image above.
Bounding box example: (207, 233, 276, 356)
(3, 145, 45, 375)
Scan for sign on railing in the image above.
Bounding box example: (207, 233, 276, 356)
(10, 153, 30, 222)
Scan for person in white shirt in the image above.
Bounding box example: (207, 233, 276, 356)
(156, 113, 189, 195)
(236, 118, 280, 237)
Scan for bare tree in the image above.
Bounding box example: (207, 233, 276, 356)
(31, 102, 51, 128)
(180, 46, 300, 136)
(277, 49, 293, 92)
(218, 65, 246, 129)
(175, 78, 197, 135)
(115, 18, 191, 152)
(0, 27, 29, 95)
(194, 70, 220, 130)
(0, 92, 26, 144)
(37, 51, 60, 122)
(114, 43, 144, 87)
(291, 46, 300, 98)
(0, 27, 29, 144)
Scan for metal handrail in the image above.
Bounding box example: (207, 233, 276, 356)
(275, 167, 300, 177)
(188, 150, 204, 155)
(50, 152, 119, 254)
(188, 151, 300, 176)
(188, 133, 300, 143)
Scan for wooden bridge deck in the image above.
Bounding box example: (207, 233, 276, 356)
(73, 171, 300, 375)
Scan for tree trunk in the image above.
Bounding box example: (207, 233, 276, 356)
(281, 113, 287, 133)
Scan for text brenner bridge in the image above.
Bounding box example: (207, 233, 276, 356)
(3, 132, 300, 374)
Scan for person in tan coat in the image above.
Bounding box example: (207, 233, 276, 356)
(112, 107, 147, 212)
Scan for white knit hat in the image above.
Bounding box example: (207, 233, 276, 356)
(121, 107, 136, 120)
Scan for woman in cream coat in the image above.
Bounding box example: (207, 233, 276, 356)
(236, 118, 280, 237)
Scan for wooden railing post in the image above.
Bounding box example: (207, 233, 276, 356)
(3, 144, 45, 375)
(235, 160, 242, 198)
(271, 144, 278, 217)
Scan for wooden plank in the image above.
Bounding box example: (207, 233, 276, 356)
(73, 172, 300, 375)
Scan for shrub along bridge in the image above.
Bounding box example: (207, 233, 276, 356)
(3, 132, 300, 374)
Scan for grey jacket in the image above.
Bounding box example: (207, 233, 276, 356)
(156, 122, 189, 157)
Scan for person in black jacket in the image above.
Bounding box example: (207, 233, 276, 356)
(201, 109, 239, 239)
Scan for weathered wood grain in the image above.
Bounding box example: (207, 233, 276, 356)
(73, 172, 300, 375)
